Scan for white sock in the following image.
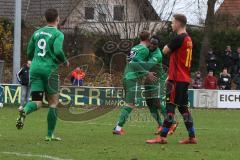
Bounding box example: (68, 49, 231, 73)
(115, 125, 122, 131)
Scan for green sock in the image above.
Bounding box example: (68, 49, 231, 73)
(23, 102, 38, 115)
(117, 106, 133, 127)
(47, 107, 58, 137)
(149, 106, 163, 126)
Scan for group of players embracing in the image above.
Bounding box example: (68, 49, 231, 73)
(113, 13, 197, 144)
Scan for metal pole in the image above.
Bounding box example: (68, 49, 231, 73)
(12, 0, 21, 84)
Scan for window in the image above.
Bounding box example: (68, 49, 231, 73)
(85, 7, 94, 20)
(98, 13, 107, 22)
(114, 5, 124, 21)
(97, 4, 108, 22)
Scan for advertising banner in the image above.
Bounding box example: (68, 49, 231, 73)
(218, 90, 240, 108)
(0, 84, 195, 108)
(0, 84, 144, 107)
(193, 89, 218, 108)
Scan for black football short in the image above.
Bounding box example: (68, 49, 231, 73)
(166, 80, 189, 106)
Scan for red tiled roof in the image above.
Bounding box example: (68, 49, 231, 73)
(217, 0, 240, 16)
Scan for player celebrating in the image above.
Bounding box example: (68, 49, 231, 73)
(113, 31, 157, 135)
(146, 14, 197, 144)
(145, 36, 178, 135)
(16, 8, 69, 141)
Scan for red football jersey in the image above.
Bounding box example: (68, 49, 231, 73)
(167, 33, 192, 82)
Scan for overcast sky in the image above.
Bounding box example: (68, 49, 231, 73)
(151, 0, 224, 25)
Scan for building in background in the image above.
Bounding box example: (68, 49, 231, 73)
(0, 0, 162, 39)
(215, 0, 240, 29)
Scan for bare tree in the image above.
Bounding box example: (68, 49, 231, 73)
(199, 0, 217, 76)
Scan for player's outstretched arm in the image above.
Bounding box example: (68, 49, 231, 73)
(131, 54, 160, 75)
(131, 57, 150, 76)
(130, 58, 157, 81)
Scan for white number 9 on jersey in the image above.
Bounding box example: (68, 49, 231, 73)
(37, 39, 46, 57)
(127, 51, 137, 62)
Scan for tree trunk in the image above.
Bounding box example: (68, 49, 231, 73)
(199, 0, 217, 76)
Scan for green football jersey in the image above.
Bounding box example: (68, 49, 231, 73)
(124, 44, 149, 80)
(144, 48, 166, 99)
(27, 26, 67, 70)
(147, 48, 165, 82)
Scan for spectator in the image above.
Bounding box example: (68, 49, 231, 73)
(192, 71, 203, 89)
(231, 47, 240, 77)
(204, 70, 218, 89)
(16, 61, 31, 110)
(71, 67, 86, 86)
(233, 68, 240, 90)
(237, 47, 240, 67)
(206, 49, 217, 73)
(223, 46, 234, 73)
(218, 68, 231, 90)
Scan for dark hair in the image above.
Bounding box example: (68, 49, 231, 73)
(150, 35, 160, 45)
(173, 14, 187, 26)
(208, 70, 213, 73)
(45, 8, 59, 23)
(139, 30, 150, 41)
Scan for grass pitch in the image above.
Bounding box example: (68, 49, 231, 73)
(0, 107, 240, 160)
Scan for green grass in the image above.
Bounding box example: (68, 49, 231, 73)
(0, 107, 240, 160)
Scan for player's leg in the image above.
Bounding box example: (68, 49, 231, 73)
(158, 95, 177, 135)
(113, 79, 137, 135)
(178, 105, 197, 144)
(159, 95, 178, 135)
(23, 71, 44, 114)
(16, 74, 44, 129)
(45, 71, 61, 141)
(159, 81, 178, 137)
(45, 93, 61, 141)
(159, 78, 178, 135)
(175, 82, 197, 144)
(145, 83, 163, 128)
(146, 102, 176, 144)
(146, 81, 176, 144)
(146, 98, 163, 127)
(159, 96, 167, 118)
(113, 103, 134, 135)
(146, 98, 165, 135)
(24, 92, 43, 114)
(16, 91, 43, 130)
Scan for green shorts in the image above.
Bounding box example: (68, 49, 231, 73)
(123, 78, 140, 104)
(30, 67, 59, 95)
(144, 82, 160, 100)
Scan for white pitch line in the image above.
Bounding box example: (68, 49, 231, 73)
(65, 121, 213, 130)
(83, 122, 240, 131)
(1, 152, 73, 160)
